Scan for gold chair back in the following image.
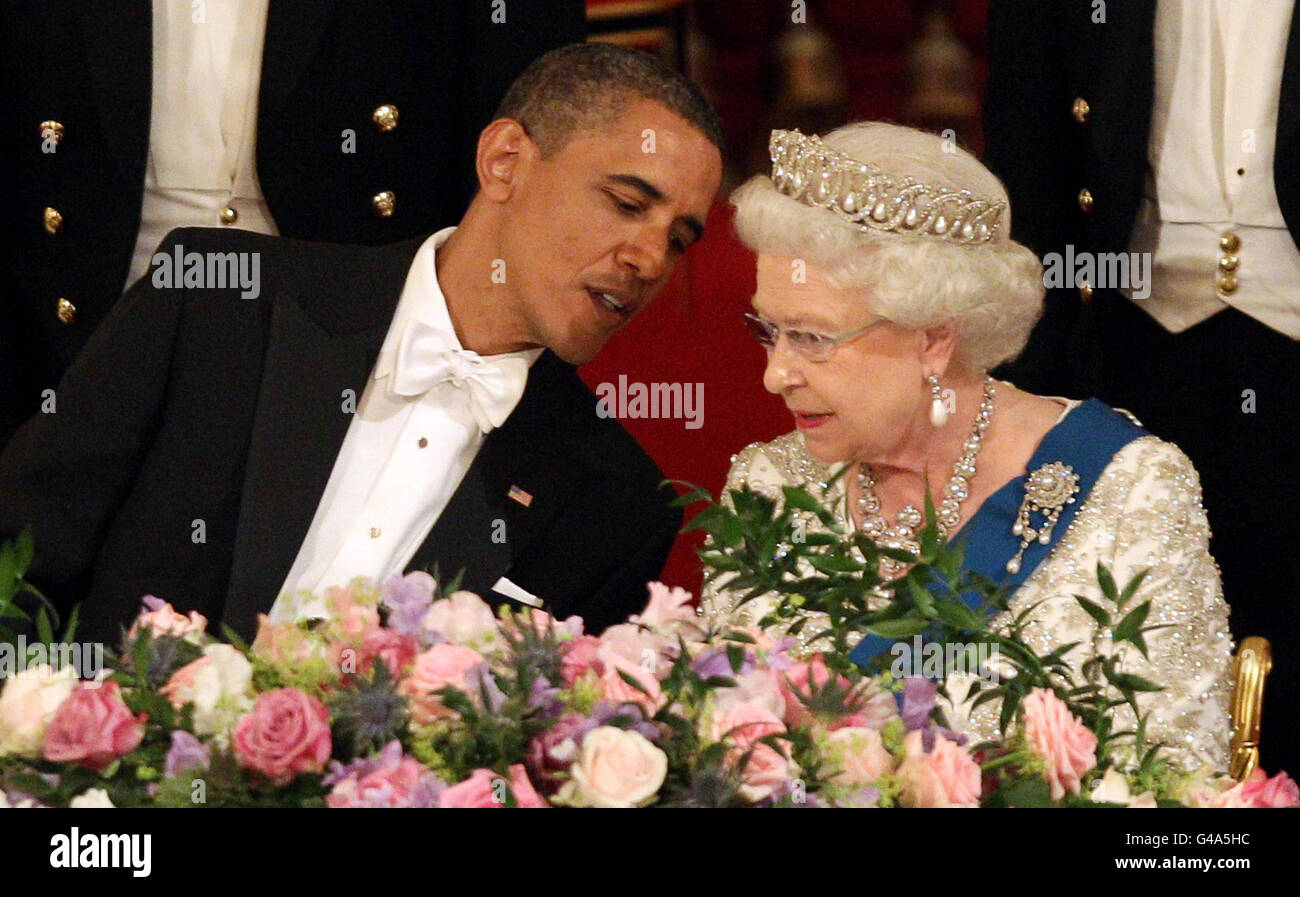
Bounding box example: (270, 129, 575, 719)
(1228, 636, 1272, 781)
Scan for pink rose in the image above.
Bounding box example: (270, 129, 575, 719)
(896, 730, 981, 808)
(399, 644, 485, 724)
(596, 650, 664, 715)
(1021, 687, 1097, 800)
(129, 598, 207, 641)
(826, 726, 894, 788)
(359, 628, 419, 679)
(558, 635, 604, 686)
(43, 681, 146, 772)
(233, 688, 332, 785)
(326, 756, 429, 808)
(526, 712, 588, 793)
(160, 655, 209, 709)
(708, 700, 795, 801)
(1211, 768, 1300, 808)
(779, 656, 852, 728)
(598, 624, 666, 673)
(438, 765, 548, 808)
(438, 768, 502, 808)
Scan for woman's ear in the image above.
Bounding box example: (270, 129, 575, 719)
(474, 118, 536, 202)
(919, 320, 959, 379)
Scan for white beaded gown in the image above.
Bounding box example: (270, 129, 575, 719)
(701, 399, 1234, 772)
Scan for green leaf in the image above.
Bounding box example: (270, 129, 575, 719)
(1118, 568, 1151, 607)
(726, 644, 745, 674)
(1112, 602, 1151, 647)
(863, 617, 929, 639)
(1095, 563, 1119, 604)
(1075, 596, 1111, 628)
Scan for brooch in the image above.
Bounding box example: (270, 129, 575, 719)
(1006, 462, 1080, 574)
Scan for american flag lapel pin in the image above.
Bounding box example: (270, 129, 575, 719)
(508, 484, 533, 507)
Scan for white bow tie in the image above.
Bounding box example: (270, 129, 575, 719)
(387, 320, 528, 433)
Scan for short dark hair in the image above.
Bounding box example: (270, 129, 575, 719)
(495, 42, 723, 157)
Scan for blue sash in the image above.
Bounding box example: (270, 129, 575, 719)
(848, 399, 1147, 670)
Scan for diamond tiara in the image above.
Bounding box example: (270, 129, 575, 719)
(768, 129, 1006, 245)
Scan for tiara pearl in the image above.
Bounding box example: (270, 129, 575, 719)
(768, 129, 1006, 245)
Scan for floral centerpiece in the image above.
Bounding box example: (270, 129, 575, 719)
(0, 476, 1294, 809)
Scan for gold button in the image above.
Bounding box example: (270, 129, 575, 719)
(369, 527, 382, 538)
(40, 120, 65, 144)
(417, 437, 428, 448)
(56, 297, 77, 324)
(1218, 274, 1239, 295)
(1220, 232, 1241, 252)
(43, 207, 63, 234)
(1079, 281, 1094, 302)
(1072, 97, 1091, 124)
(1218, 255, 1239, 272)
(219, 206, 238, 225)
(372, 190, 396, 217)
(372, 104, 399, 132)
(1077, 188, 1094, 213)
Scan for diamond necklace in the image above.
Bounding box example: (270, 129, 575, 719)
(853, 376, 997, 578)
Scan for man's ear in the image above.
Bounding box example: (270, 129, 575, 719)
(474, 119, 536, 203)
(919, 320, 959, 379)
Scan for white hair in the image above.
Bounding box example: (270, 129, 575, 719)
(731, 122, 1044, 374)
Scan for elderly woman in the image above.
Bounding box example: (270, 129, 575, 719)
(701, 122, 1233, 771)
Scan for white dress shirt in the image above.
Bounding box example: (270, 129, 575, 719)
(270, 227, 543, 621)
(126, 0, 277, 290)
(1127, 0, 1300, 338)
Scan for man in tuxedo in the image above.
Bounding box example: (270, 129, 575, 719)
(0, 0, 587, 444)
(0, 43, 724, 646)
(984, 0, 1300, 774)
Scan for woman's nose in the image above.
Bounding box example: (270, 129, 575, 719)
(762, 343, 804, 394)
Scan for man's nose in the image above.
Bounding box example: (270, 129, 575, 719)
(616, 226, 671, 283)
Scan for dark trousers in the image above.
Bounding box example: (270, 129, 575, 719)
(1097, 299, 1300, 776)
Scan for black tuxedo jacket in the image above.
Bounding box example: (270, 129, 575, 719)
(982, 0, 1300, 395)
(0, 228, 681, 646)
(0, 0, 586, 441)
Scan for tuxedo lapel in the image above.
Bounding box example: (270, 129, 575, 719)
(75, 1, 151, 184)
(1275, 6, 1300, 197)
(407, 354, 588, 604)
(259, 0, 341, 125)
(223, 239, 422, 637)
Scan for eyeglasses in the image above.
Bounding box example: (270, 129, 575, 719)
(743, 312, 890, 362)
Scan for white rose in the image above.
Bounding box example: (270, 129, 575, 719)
(556, 727, 667, 808)
(69, 788, 115, 809)
(422, 591, 499, 649)
(164, 644, 254, 737)
(0, 664, 80, 758)
(826, 727, 893, 788)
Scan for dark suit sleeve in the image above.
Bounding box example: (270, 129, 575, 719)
(0, 235, 184, 617)
(983, 0, 1081, 396)
(578, 489, 682, 634)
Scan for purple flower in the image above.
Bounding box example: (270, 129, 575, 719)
(163, 730, 211, 778)
(527, 676, 564, 717)
(901, 676, 937, 732)
(525, 712, 590, 794)
(589, 700, 659, 741)
(467, 663, 506, 714)
(140, 595, 166, 614)
(691, 647, 755, 679)
(381, 572, 435, 638)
